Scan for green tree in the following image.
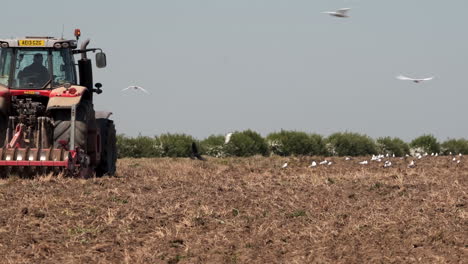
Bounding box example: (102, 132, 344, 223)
(441, 138, 468, 155)
(327, 132, 377, 156)
(377, 137, 410, 157)
(410, 134, 440, 154)
(159, 133, 196, 157)
(224, 130, 269, 157)
(266, 130, 327, 156)
(200, 135, 226, 157)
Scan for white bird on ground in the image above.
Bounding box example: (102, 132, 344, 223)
(396, 75, 434, 83)
(435, 153, 439, 157)
(345, 157, 351, 161)
(281, 162, 288, 169)
(383, 160, 392, 168)
(327, 161, 333, 166)
(319, 160, 328, 165)
(459, 153, 463, 157)
(322, 8, 351, 18)
(359, 160, 368, 165)
(408, 160, 416, 168)
(452, 157, 457, 161)
(457, 160, 461, 164)
(309, 161, 317, 168)
(224, 133, 233, 144)
(122, 85, 150, 94)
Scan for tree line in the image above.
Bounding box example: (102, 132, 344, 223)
(116, 130, 468, 158)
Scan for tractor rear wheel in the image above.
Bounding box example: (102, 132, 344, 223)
(96, 119, 116, 176)
(52, 101, 93, 151)
(0, 114, 7, 147)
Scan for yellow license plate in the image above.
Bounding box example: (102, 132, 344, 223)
(18, 40, 45, 47)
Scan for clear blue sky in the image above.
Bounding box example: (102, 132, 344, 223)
(2, 0, 468, 141)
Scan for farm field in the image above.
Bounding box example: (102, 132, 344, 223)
(0, 156, 466, 264)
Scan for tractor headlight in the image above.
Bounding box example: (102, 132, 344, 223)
(62, 42, 70, 48)
(53, 43, 62, 49)
(0, 42, 8, 48)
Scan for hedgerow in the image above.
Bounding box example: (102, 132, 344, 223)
(376, 137, 410, 157)
(441, 138, 468, 155)
(410, 134, 440, 154)
(266, 130, 327, 156)
(326, 132, 378, 156)
(224, 130, 269, 157)
(116, 131, 461, 158)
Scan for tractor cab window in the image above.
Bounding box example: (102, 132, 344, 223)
(14, 50, 50, 89)
(9, 48, 76, 89)
(51, 50, 76, 87)
(0, 48, 13, 87)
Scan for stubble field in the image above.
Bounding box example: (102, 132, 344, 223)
(0, 156, 466, 263)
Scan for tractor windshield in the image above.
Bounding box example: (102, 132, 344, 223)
(0, 48, 76, 89)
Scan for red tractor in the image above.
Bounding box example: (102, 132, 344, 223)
(0, 30, 116, 177)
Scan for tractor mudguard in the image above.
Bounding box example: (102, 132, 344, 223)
(95, 111, 113, 120)
(46, 85, 87, 110)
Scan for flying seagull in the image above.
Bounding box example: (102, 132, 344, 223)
(225, 133, 233, 144)
(122, 85, 150, 94)
(396, 75, 434, 83)
(322, 8, 351, 18)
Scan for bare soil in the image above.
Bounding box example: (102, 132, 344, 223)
(0, 156, 466, 263)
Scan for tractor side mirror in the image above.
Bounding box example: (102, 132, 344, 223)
(96, 52, 107, 68)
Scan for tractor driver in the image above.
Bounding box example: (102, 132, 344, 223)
(18, 53, 49, 87)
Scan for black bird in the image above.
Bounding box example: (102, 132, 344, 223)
(190, 142, 206, 161)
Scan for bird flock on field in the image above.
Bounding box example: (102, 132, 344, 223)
(280, 152, 463, 169)
(123, 7, 435, 95)
(219, 133, 462, 169)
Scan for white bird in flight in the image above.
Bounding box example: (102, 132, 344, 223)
(122, 85, 150, 94)
(396, 75, 434, 83)
(224, 133, 233, 144)
(322, 8, 351, 18)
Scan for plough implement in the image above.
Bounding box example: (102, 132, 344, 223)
(0, 105, 90, 177)
(0, 30, 116, 177)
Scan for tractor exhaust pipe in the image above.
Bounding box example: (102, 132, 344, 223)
(78, 38, 93, 96)
(80, 39, 90, 60)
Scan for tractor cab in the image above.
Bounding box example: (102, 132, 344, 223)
(0, 34, 105, 91)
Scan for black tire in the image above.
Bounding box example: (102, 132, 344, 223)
(52, 101, 92, 151)
(96, 119, 116, 177)
(0, 114, 7, 147)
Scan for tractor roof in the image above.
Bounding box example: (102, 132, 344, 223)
(0, 37, 77, 49)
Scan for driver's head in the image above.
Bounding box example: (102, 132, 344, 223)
(33, 53, 43, 64)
